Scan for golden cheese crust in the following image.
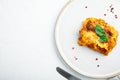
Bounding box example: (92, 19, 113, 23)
(78, 18, 118, 56)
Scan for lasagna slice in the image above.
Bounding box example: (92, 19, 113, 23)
(78, 18, 118, 56)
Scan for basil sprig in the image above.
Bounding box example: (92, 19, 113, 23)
(99, 35, 108, 42)
(95, 24, 108, 42)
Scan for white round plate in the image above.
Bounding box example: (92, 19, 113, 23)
(55, 0, 120, 78)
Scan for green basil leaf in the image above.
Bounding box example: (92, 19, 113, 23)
(99, 35, 108, 42)
(95, 24, 105, 37)
(95, 24, 109, 42)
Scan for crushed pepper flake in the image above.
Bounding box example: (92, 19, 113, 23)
(115, 15, 118, 19)
(104, 14, 106, 16)
(74, 56, 78, 61)
(97, 65, 100, 67)
(95, 58, 98, 61)
(110, 8, 114, 12)
(110, 4, 113, 8)
(85, 6, 88, 8)
(72, 47, 75, 50)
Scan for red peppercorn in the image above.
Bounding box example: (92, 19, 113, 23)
(110, 4, 113, 8)
(74, 56, 78, 60)
(97, 65, 100, 67)
(115, 15, 118, 19)
(110, 8, 114, 12)
(85, 6, 87, 8)
(72, 47, 75, 50)
(96, 58, 98, 61)
(104, 14, 106, 16)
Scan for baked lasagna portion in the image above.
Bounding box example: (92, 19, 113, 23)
(78, 18, 118, 56)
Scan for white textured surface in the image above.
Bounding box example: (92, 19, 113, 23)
(56, 0, 120, 78)
(0, 0, 106, 80)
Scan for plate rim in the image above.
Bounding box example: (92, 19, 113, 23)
(55, 0, 120, 78)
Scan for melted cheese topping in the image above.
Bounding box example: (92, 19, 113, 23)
(78, 18, 118, 55)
